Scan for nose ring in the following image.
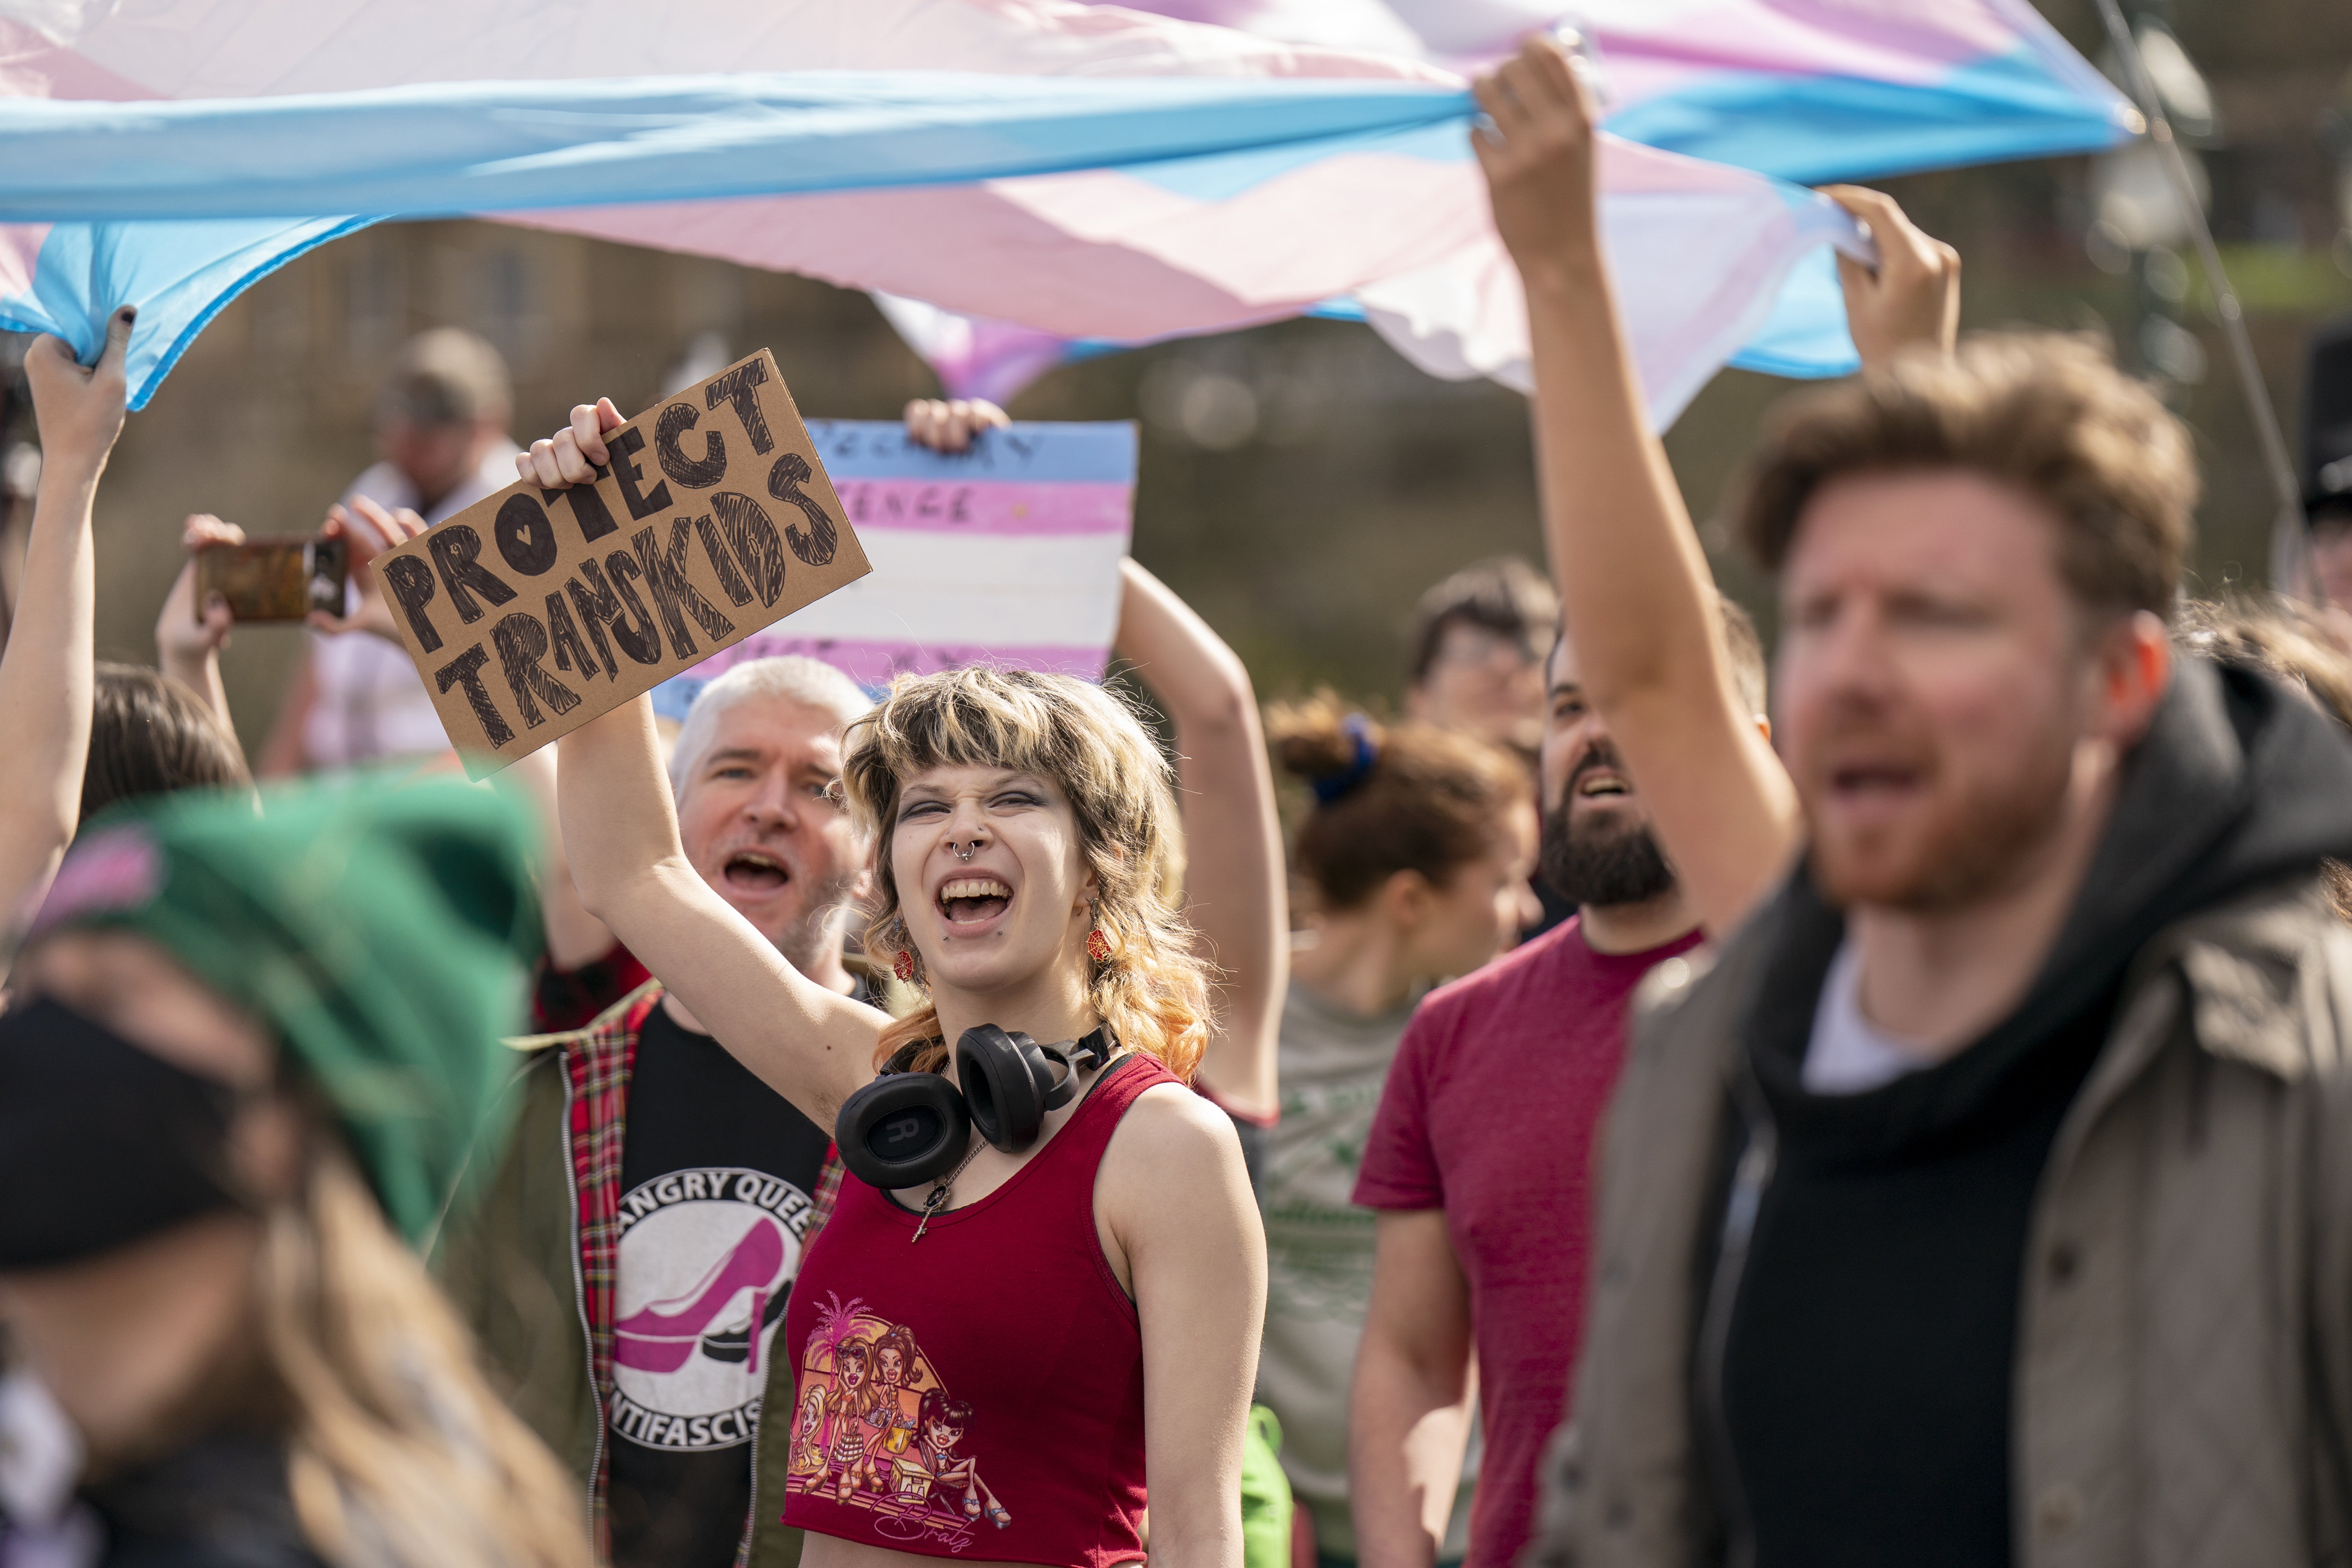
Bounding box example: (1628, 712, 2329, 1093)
(952, 840, 978, 863)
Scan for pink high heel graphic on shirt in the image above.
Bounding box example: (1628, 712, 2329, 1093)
(615, 1217, 787, 1374)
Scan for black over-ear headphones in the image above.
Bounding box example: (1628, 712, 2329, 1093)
(836, 1024, 1114, 1190)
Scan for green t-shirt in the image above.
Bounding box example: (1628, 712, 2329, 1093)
(1257, 982, 1475, 1559)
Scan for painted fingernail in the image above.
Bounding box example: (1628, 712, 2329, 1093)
(117, 306, 136, 324)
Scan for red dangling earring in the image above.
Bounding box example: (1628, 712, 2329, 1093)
(894, 947, 916, 982)
(1087, 928, 1113, 963)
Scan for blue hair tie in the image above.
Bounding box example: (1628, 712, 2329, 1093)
(1312, 715, 1379, 805)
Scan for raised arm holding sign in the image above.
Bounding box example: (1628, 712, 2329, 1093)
(372, 349, 870, 777)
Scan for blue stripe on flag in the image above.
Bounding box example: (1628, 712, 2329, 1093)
(0, 216, 376, 409)
(1725, 246, 1861, 380)
(0, 72, 1471, 223)
(1116, 118, 1470, 201)
(1602, 45, 2133, 186)
(804, 419, 1136, 482)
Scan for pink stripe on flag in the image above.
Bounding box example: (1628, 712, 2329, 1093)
(509, 149, 1482, 343)
(835, 479, 1133, 537)
(1588, 0, 2019, 101)
(0, 20, 160, 101)
(682, 635, 1109, 691)
(0, 222, 50, 300)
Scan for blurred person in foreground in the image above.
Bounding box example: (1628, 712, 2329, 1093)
(1475, 36, 2352, 1568)
(0, 776, 590, 1568)
(1256, 700, 1535, 1568)
(1346, 603, 1763, 1568)
(258, 329, 519, 776)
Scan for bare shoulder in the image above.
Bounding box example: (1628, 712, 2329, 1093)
(1099, 1081, 1249, 1206)
(1094, 1081, 1260, 1302)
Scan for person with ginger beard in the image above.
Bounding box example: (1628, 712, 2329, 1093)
(1469, 34, 2352, 1568)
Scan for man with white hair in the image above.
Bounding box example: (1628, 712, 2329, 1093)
(439, 653, 895, 1568)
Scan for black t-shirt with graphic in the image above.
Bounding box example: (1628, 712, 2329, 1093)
(607, 996, 837, 1568)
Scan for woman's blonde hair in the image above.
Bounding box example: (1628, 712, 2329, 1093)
(842, 666, 1210, 1079)
(260, 1129, 593, 1568)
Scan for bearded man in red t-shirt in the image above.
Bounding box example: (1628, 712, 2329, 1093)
(1347, 605, 1766, 1568)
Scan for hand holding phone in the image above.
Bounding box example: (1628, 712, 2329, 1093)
(192, 534, 348, 622)
(305, 499, 429, 645)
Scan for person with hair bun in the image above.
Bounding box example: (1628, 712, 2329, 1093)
(533, 396, 1263, 1568)
(1255, 697, 1534, 1568)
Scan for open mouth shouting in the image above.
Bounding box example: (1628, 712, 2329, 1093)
(1823, 759, 1927, 826)
(938, 876, 1013, 931)
(1565, 748, 1636, 811)
(721, 847, 791, 895)
(1575, 769, 1631, 802)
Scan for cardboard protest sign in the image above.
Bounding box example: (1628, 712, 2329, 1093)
(373, 349, 870, 778)
(648, 420, 1134, 716)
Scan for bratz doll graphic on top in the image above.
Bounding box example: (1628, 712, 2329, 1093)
(897, 1388, 1009, 1529)
(785, 1293, 1010, 1547)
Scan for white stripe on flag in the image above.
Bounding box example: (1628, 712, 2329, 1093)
(776, 527, 1128, 649)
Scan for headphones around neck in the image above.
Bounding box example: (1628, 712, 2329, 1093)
(836, 1024, 1114, 1190)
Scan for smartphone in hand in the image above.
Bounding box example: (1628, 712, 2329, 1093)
(194, 536, 349, 622)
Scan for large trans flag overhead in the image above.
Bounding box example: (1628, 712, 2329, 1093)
(0, 0, 2130, 426)
(884, 0, 2137, 401)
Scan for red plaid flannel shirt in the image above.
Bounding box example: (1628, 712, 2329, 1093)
(555, 979, 848, 1556)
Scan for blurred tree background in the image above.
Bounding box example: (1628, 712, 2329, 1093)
(3, 0, 2348, 758)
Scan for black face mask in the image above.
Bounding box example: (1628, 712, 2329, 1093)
(0, 997, 249, 1271)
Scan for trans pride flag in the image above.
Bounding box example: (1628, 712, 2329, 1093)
(0, 0, 2129, 427)
(650, 420, 1136, 716)
(883, 0, 2137, 401)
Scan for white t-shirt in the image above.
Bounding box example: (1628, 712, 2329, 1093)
(1802, 937, 1934, 1096)
(305, 445, 520, 769)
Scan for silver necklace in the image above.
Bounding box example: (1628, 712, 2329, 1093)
(911, 1143, 983, 1244)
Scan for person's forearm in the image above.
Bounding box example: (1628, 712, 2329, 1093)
(1522, 245, 1801, 932)
(1349, 1338, 1475, 1568)
(1522, 249, 1726, 716)
(0, 465, 100, 920)
(158, 646, 237, 752)
(1171, 713, 1284, 1118)
(1114, 563, 1286, 1115)
(504, 745, 616, 970)
(554, 695, 692, 922)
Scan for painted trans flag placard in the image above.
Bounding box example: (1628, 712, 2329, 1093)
(650, 420, 1135, 719)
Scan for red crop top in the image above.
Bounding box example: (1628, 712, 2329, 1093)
(779, 1053, 1176, 1566)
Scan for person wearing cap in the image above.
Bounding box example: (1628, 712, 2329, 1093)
(0, 776, 592, 1568)
(256, 328, 522, 775)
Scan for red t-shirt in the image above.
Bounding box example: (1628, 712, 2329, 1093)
(1352, 917, 1705, 1568)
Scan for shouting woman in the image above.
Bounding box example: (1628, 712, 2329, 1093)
(531, 400, 1264, 1568)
